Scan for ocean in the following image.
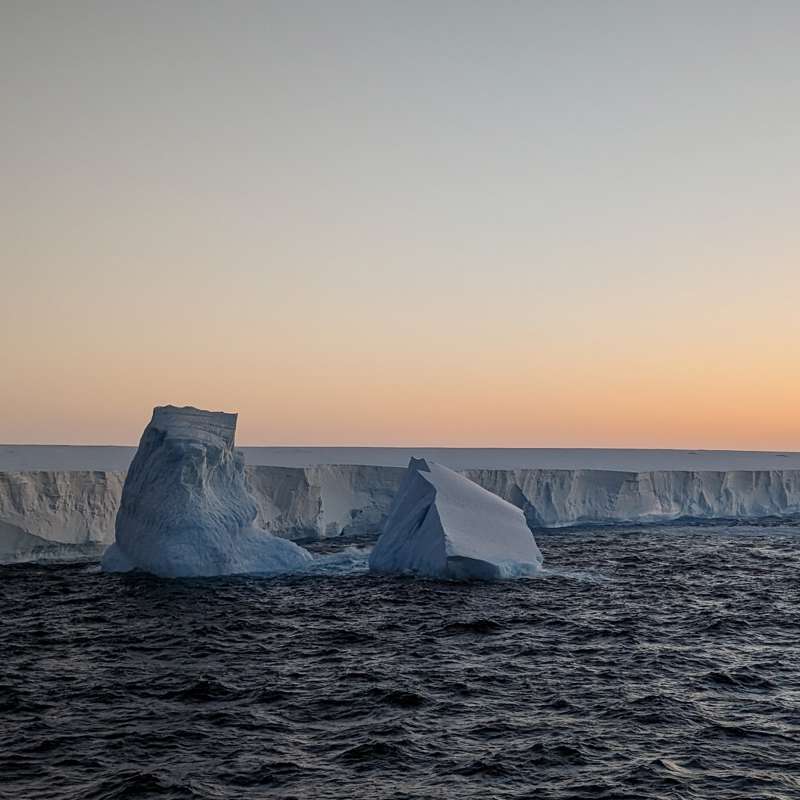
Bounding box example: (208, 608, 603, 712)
(2, 524, 799, 799)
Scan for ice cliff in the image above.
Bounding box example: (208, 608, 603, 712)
(101, 406, 312, 577)
(369, 459, 543, 579)
(462, 469, 800, 528)
(3, 461, 800, 564)
(0, 470, 123, 562)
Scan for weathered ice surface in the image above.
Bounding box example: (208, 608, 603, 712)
(247, 464, 405, 540)
(370, 459, 543, 580)
(0, 471, 123, 562)
(101, 406, 312, 577)
(463, 469, 800, 528)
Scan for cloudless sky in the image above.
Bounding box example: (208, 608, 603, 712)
(2, 1, 799, 447)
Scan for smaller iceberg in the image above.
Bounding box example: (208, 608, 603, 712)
(369, 458, 543, 580)
(102, 406, 312, 578)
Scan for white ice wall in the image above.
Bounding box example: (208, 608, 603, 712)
(462, 469, 800, 528)
(2, 466, 800, 563)
(0, 471, 124, 561)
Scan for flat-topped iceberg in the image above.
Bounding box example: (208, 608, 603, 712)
(101, 406, 313, 577)
(369, 458, 543, 580)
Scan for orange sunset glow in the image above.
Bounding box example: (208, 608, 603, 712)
(2, 3, 799, 448)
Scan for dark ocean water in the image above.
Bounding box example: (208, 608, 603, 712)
(1, 525, 800, 800)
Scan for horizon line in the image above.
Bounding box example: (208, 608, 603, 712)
(1, 443, 799, 455)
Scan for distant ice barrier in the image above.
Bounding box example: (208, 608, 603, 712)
(2, 463, 800, 564)
(461, 469, 800, 529)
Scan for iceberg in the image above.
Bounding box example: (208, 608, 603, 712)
(101, 406, 313, 577)
(369, 458, 543, 580)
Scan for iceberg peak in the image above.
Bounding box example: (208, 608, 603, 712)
(149, 405, 238, 448)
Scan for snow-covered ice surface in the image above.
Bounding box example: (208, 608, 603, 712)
(101, 407, 312, 578)
(3, 445, 800, 471)
(370, 459, 543, 580)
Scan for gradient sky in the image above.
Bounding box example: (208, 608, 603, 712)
(2, 1, 799, 447)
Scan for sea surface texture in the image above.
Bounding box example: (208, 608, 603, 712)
(1, 525, 799, 799)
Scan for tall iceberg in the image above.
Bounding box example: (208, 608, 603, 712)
(101, 406, 312, 577)
(369, 458, 543, 580)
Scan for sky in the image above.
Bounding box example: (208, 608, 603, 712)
(1, 1, 799, 448)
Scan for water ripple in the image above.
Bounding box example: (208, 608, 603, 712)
(1, 525, 800, 798)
